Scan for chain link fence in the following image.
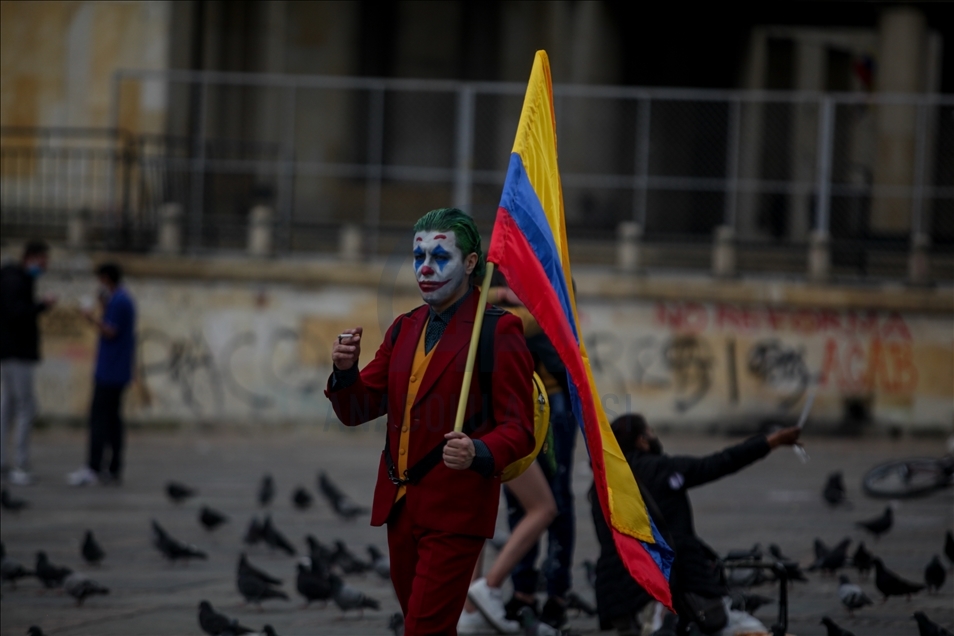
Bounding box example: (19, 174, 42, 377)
(2, 69, 951, 281)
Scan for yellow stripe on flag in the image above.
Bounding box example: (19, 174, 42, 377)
(513, 51, 655, 544)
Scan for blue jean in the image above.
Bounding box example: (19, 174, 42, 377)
(507, 391, 577, 598)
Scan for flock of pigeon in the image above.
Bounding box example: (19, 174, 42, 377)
(2, 472, 404, 636)
(704, 472, 953, 636)
(2, 464, 953, 635)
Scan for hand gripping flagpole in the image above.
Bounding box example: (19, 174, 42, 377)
(453, 262, 495, 433)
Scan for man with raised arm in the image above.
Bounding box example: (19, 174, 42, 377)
(326, 208, 535, 635)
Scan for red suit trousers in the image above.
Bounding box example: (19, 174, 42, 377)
(387, 500, 485, 635)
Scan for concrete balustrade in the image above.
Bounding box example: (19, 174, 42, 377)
(616, 221, 642, 273)
(711, 225, 737, 279)
(157, 203, 183, 254)
(247, 205, 274, 257)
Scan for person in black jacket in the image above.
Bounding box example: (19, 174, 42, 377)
(591, 414, 801, 635)
(0, 241, 55, 485)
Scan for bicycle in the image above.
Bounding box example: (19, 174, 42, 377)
(862, 453, 954, 499)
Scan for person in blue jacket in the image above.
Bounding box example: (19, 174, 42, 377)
(68, 263, 136, 486)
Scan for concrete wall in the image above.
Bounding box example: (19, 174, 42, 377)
(17, 251, 953, 433)
(0, 1, 171, 132)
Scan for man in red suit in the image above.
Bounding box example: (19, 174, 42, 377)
(327, 207, 535, 635)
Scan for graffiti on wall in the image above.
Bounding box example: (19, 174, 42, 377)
(583, 301, 937, 422)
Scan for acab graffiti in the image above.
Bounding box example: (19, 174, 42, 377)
(585, 302, 922, 417)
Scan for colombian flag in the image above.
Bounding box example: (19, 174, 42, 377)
(487, 51, 675, 607)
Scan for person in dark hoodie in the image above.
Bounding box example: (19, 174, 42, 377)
(590, 414, 801, 635)
(0, 240, 55, 486)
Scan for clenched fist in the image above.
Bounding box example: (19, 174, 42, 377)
(443, 431, 475, 470)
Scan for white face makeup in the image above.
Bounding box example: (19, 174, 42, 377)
(413, 230, 467, 307)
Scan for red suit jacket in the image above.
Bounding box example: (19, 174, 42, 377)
(325, 290, 535, 538)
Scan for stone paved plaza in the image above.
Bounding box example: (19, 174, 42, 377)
(1, 426, 952, 636)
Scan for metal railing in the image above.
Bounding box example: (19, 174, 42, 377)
(0, 69, 950, 281)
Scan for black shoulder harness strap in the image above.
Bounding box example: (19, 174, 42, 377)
(383, 307, 505, 486)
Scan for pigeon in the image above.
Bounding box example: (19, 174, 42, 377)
(331, 539, 368, 574)
(258, 474, 275, 507)
(151, 520, 208, 563)
(262, 626, 279, 636)
(583, 560, 596, 590)
(260, 516, 296, 555)
(820, 616, 855, 636)
(812, 538, 851, 574)
(296, 560, 333, 607)
(35, 551, 72, 588)
(725, 543, 762, 562)
(809, 538, 831, 570)
(367, 545, 390, 579)
(63, 572, 109, 606)
(914, 611, 954, 636)
(837, 574, 872, 616)
(924, 555, 946, 594)
(199, 506, 229, 532)
(330, 573, 380, 614)
(292, 487, 313, 510)
(1, 487, 28, 511)
(198, 600, 255, 635)
(729, 591, 774, 614)
(166, 481, 196, 504)
(1, 550, 33, 588)
(565, 591, 597, 616)
(81, 530, 105, 566)
(766, 545, 807, 583)
(27, 627, 45, 636)
(945, 531, 954, 568)
(239, 553, 282, 586)
(306, 535, 335, 568)
(851, 542, 873, 578)
(856, 506, 893, 540)
(318, 472, 368, 519)
(518, 606, 562, 635)
(823, 472, 848, 507)
(873, 557, 925, 600)
(237, 566, 289, 607)
(388, 612, 405, 636)
(243, 517, 263, 546)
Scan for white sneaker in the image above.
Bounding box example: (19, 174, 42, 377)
(67, 467, 99, 487)
(458, 609, 494, 634)
(468, 578, 520, 634)
(8, 469, 34, 486)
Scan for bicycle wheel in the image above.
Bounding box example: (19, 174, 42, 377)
(862, 457, 952, 499)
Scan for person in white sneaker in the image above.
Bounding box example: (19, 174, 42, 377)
(1, 241, 55, 487)
(66, 466, 99, 487)
(462, 460, 556, 634)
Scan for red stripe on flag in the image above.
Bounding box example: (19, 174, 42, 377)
(490, 208, 672, 608)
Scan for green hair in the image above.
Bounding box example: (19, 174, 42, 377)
(412, 207, 486, 280)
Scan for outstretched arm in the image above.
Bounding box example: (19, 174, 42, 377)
(671, 426, 801, 489)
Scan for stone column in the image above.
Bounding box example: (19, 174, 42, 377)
(808, 229, 831, 282)
(67, 208, 89, 250)
(339, 224, 362, 262)
(871, 7, 927, 235)
(247, 205, 273, 257)
(617, 221, 642, 273)
(157, 203, 183, 254)
(712, 225, 737, 278)
(907, 232, 931, 286)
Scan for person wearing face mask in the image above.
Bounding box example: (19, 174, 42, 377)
(590, 414, 801, 636)
(67, 263, 136, 487)
(326, 208, 535, 636)
(0, 241, 56, 486)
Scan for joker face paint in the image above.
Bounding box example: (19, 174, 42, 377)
(413, 230, 468, 307)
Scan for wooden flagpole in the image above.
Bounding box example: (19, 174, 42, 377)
(453, 262, 495, 432)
